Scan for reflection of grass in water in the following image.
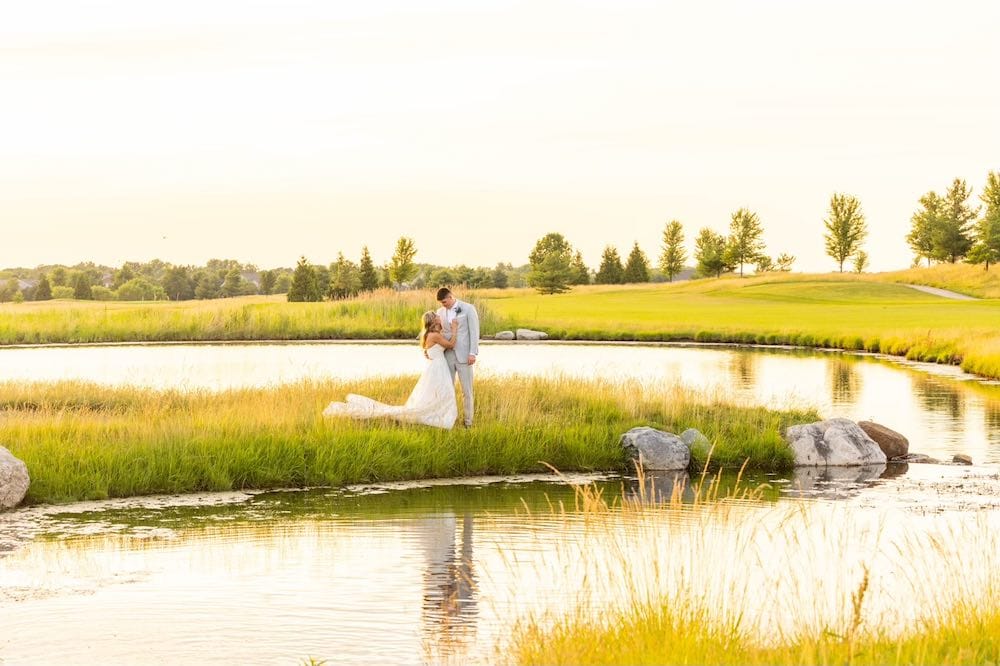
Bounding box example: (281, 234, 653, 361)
(0, 378, 815, 504)
(503, 472, 1000, 665)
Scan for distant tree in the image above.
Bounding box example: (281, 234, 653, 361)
(775, 253, 796, 271)
(491, 263, 509, 289)
(287, 256, 321, 302)
(50, 267, 67, 287)
(694, 228, 729, 278)
(117, 278, 164, 301)
(194, 272, 221, 300)
(259, 270, 278, 295)
(468, 267, 492, 288)
(358, 246, 379, 292)
(623, 242, 650, 283)
(163, 266, 194, 301)
(595, 246, 625, 284)
(823, 193, 868, 272)
(429, 268, 457, 287)
(221, 268, 245, 297)
(313, 265, 331, 298)
(389, 237, 418, 286)
(726, 208, 765, 277)
(659, 220, 686, 282)
(853, 250, 870, 273)
(570, 251, 590, 285)
(51, 285, 74, 299)
(527, 232, 575, 295)
(73, 273, 93, 300)
(91, 285, 114, 301)
(274, 272, 293, 294)
(907, 191, 944, 267)
(113, 263, 137, 289)
(328, 253, 360, 300)
(35, 275, 52, 301)
(968, 171, 1000, 270)
(935, 178, 978, 263)
(755, 255, 775, 273)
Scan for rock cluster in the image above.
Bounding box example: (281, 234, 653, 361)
(493, 329, 548, 341)
(0, 446, 30, 510)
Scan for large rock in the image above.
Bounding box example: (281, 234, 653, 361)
(785, 418, 887, 467)
(515, 328, 548, 341)
(494, 330, 515, 341)
(0, 446, 30, 510)
(858, 421, 909, 459)
(620, 427, 690, 471)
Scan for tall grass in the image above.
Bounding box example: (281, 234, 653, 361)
(0, 377, 814, 505)
(502, 475, 1000, 665)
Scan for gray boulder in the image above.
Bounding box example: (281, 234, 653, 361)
(494, 330, 515, 340)
(680, 428, 710, 452)
(515, 328, 548, 341)
(858, 421, 909, 459)
(785, 418, 887, 467)
(0, 446, 30, 510)
(620, 427, 690, 471)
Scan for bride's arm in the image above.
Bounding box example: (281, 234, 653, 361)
(428, 322, 459, 349)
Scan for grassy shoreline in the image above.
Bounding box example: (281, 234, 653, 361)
(1, 377, 815, 505)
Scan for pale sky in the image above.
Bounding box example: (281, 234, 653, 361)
(3, 0, 999, 272)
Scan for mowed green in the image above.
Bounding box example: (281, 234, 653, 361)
(485, 270, 1000, 379)
(0, 377, 814, 504)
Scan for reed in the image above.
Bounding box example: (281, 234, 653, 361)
(0, 377, 814, 505)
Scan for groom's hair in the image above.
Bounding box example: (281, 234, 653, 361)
(435, 287, 452, 301)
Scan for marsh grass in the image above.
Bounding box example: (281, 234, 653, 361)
(502, 474, 1000, 666)
(0, 377, 814, 505)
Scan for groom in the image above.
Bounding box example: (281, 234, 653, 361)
(436, 287, 480, 427)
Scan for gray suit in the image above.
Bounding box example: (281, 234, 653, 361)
(437, 300, 480, 426)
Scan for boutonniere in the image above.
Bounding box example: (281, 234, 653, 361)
(455, 306, 463, 314)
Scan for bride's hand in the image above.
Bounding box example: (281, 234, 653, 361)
(450, 319, 459, 331)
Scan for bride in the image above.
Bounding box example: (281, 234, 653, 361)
(323, 311, 459, 429)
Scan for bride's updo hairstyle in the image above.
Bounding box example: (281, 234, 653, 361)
(419, 310, 441, 348)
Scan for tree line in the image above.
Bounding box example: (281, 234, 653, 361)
(906, 173, 1000, 269)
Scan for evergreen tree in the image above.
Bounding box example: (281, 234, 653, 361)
(50, 267, 67, 287)
(823, 193, 868, 272)
(328, 253, 361, 300)
(775, 253, 796, 272)
(287, 256, 321, 302)
(595, 246, 624, 284)
(570, 251, 590, 285)
(389, 237, 418, 286)
(623, 242, 650, 283)
(259, 270, 277, 295)
(659, 220, 686, 282)
(755, 255, 775, 273)
(194, 272, 221, 299)
(358, 246, 379, 292)
(491, 263, 509, 289)
(35, 275, 52, 301)
(968, 171, 1000, 270)
(694, 228, 729, 278)
(221, 268, 244, 297)
(907, 191, 944, 266)
(73, 273, 93, 300)
(527, 232, 574, 295)
(935, 178, 978, 263)
(726, 208, 765, 277)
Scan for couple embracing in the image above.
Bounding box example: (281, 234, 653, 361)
(323, 288, 480, 430)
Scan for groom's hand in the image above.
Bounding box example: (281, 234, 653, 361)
(468, 354, 476, 366)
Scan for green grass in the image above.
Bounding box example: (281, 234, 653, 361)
(0, 377, 814, 505)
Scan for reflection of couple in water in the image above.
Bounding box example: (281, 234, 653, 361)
(419, 512, 478, 655)
(323, 288, 480, 430)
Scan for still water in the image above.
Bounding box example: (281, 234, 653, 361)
(1, 340, 998, 463)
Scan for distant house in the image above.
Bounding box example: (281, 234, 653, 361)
(240, 271, 261, 288)
(101, 272, 115, 288)
(16, 278, 38, 291)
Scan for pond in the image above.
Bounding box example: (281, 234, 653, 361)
(1, 340, 998, 464)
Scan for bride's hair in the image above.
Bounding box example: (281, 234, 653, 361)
(419, 310, 441, 348)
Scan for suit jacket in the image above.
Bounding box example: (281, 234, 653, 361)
(437, 299, 480, 362)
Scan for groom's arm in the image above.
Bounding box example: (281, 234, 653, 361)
(467, 304, 480, 359)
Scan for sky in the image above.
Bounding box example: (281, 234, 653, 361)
(2, 0, 999, 273)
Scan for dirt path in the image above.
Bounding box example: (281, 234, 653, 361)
(903, 284, 978, 300)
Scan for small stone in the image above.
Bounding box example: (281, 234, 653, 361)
(515, 328, 548, 341)
(680, 428, 710, 451)
(892, 453, 940, 464)
(493, 331, 515, 340)
(952, 454, 973, 465)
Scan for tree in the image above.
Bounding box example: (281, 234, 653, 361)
(163, 266, 194, 301)
(117, 277, 165, 301)
(491, 263, 509, 289)
(823, 193, 868, 272)
(389, 237, 418, 286)
(968, 171, 1000, 270)
(853, 250, 869, 273)
(659, 220, 686, 282)
(907, 191, 944, 266)
(358, 246, 379, 292)
(595, 246, 625, 284)
(221, 268, 245, 297)
(35, 275, 52, 301)
(755, 255, 775, 273)
(623, 242, 650, 283)
(287, 256, 321, 302)
(694, 228, 729, 278)
(50, 267, 67, 287)
(259, 270, 277, 295)
(313, 265, 331, 298)
(113, 263, 137, 290)
(73, 273, 93, 300)
(936, 178, 978, 263)
(527, 232, 574, 295)
(328, 253, 360, 300)
(775, 253, 796, 271)
(570, 251, 590, 285)
(194, 272, 221, 299)
(726, 208, 765, 277)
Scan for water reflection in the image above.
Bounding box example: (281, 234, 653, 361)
(420, 512, 478, 657)
(827, 358, 861, 404)
(787, 463, 888, 499)
(729, 352, 758, 389)
(912, 374, 965, 419)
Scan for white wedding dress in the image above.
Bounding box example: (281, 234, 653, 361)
(323, 344, 458, 429)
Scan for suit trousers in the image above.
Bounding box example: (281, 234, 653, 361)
(444, 349, 474, 426)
